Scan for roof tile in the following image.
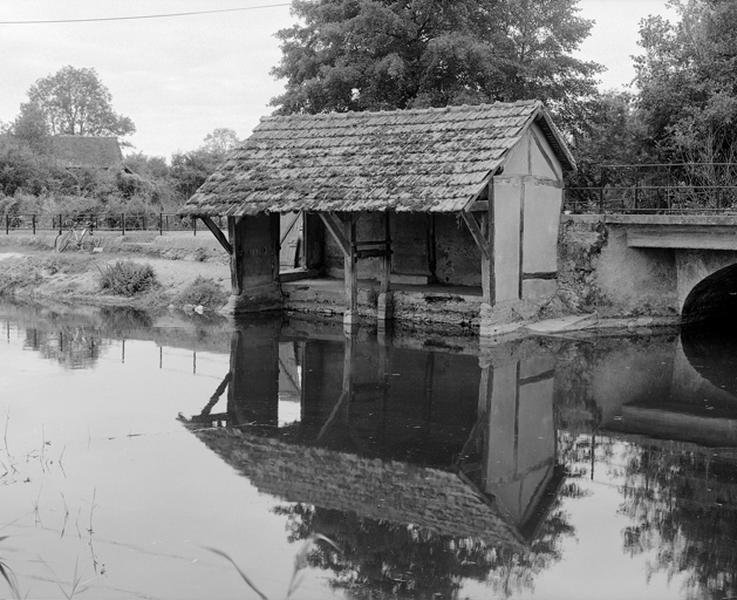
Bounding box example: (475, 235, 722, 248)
(181, 100, 572, 216)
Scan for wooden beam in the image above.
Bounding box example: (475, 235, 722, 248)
(199, 215, 232, 255)
(460, 210, 490, 261)
(469, 200, 489, 212)
(344, 216, 357, 317)
(381, 211, 391, 295)
(318, 212, 350, 256)
(531, 127, 562, 182)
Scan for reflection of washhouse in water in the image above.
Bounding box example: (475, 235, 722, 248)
(183, 320, 563, 550)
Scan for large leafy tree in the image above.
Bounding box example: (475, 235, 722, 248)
(271, 0, 602, 128)
(22, 66, 135, 138)
(634, 0, 737, 175)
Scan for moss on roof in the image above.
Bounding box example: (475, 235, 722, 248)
(181, 100, 574, 216)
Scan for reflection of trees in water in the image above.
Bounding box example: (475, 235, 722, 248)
(274, 495, 576, 599)
(24, 325, 105, 369)
(619, 443, 737, 599)
(98, 307, 153, 334)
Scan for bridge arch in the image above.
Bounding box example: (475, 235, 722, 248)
(682, 262, 737, 324)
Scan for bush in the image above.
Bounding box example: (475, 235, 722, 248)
(99, 261, 156, 296)
(175, 276, 228, 308)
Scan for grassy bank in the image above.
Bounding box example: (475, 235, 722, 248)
(0, 246, 230, 313)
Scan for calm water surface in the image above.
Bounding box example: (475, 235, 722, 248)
(1, 303, 737, 600)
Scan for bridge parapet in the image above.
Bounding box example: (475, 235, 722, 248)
(565, 163, 737, 215)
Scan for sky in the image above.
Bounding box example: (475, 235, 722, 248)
(0, 0, 676, 159)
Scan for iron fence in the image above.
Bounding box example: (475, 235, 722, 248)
(564, 185, 737, 215)
(1, 212, 228, 236)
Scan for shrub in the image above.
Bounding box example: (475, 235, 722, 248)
(99, 261, 156, 296)
(175, 276, 227, 308)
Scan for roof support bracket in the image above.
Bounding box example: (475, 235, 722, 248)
(460, 210, 490, 261)
(319, 212, 350, 256)
(198, 215, 232, 255)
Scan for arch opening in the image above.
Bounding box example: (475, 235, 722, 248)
(682, 263, 737, 328)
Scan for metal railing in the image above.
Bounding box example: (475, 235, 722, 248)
(565, 163, 737, 215)
(564, 185, 737, 215)
(1, 212, 228, 236)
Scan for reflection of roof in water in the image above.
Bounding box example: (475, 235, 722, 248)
(186, 426, 526, 551)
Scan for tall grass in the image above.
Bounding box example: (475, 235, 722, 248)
(98, 261, 156, 296)
(0, 538, 20, 599)
(175, 276, 228, 309)
(205, 533, 339, 599)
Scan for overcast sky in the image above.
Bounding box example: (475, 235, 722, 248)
(0, 0, 675, 159)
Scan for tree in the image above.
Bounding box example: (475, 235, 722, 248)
(201, 128, 240, 158)
(270, 0, 601, 131)
(23, 66, 135, 138)
(170, 129, 240, 201)
(566, 91, 646, 186)
(11, 102, 51, 153)
(634, 0, 737, 177)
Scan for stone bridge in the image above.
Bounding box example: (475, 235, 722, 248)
(561, 214, 737, 323)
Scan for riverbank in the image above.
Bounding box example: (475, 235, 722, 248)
(0, 232, 231, 313)
(0, 228, 685, 335)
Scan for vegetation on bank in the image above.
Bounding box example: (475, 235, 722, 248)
(98, 261, 156, 296)
(175, 276, 228, 308)
(0, 252, 229, 313)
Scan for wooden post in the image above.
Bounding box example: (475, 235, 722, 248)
(223, 214, 282, 314)
(159, 212, 163, 236)
(227, 216, 242, 295)
(32, 214, 36, 235)
(344, 214, 358, 327)
(121, 213, 126, 236)
(479, 179, 496, 338)
(377, 211, 393, 324)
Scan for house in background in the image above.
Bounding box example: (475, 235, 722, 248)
(1, 134, 123, 171)
(180, 100, 575, 335)
(47, 135, 123, 171)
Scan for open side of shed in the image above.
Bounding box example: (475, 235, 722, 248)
(179, 101, 574, 334)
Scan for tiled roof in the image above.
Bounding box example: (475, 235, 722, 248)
(187, 426, 526, 549)
(180, 100, 573, 216)
(48, 135, 123, 169)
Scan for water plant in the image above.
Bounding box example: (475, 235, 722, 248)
(0, 537, 20, 599)
(205, 533, 339, 599)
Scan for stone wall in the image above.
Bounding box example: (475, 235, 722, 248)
(558, 216, 679, 317)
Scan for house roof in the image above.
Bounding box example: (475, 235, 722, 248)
(48, 135, 123, 169)
(186, 425, 527, 550)
(180, 100, 575, 216)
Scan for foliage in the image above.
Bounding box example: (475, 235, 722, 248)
(12, 102, 51, 154)
(24, 66, 135, 137)
(633, 0, 737, 177)
(201, 128, 240, 158)
(275, 502, 572, 598)
(170, 148, 223, 200)
(271, 0, 601, 132)
(175, 276, 228, 308)
(566, 91, 646, 186)
(98, 261, 156, 296)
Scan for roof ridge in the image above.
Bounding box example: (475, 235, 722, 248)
(261, 99, 543, 123)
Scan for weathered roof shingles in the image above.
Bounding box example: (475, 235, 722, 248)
(181, 100, 573, 216)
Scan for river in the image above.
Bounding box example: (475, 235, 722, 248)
(1, 302, 736, 600)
